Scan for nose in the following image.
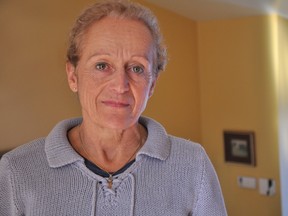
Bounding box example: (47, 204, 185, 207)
(111, 70, 130, 93)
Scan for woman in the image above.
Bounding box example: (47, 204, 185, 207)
(0, 0, 227, 215)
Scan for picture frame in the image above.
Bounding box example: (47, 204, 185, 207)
(223, 131, 256, 166)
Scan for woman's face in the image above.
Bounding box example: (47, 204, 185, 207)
(67, 17, 157, 130)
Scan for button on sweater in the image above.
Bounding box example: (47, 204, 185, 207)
(0, 116, 227, 216)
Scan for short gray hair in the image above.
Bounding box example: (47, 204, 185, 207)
(67, 0, 167, 76)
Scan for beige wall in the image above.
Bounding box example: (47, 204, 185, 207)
(0, 0, 283, 215)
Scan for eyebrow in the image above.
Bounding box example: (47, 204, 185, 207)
(87, 52, 111, 61)
(87, 52, 151, 63)
(131, 54, 151, 63)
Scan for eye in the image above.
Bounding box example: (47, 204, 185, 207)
(131, 65, 144, 74)
(95, 62, 108, 71)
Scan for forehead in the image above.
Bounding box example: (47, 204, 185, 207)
(79, 17, 154, 57)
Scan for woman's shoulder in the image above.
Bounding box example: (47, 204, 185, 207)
(2, 117, 82, 165)
(1, 138, 46, 165)
(140, 116, 207, 160)
(168, 135, 205, 155)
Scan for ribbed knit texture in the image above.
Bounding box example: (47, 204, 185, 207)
(0, 117, 227, 216)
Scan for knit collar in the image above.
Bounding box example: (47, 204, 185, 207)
(137, 117, 171, 161)
(45, 116, 171, 168)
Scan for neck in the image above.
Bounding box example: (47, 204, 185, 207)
(70, 121, 147, 173)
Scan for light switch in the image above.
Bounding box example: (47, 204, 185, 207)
(238, 176, 256, 189)
(259, 178, 276, 196)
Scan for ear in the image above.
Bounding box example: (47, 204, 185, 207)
(148, 75, 158, 98)
(66, 62, 78, 92)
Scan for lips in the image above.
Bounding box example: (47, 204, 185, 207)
(102, 100, 130, 108)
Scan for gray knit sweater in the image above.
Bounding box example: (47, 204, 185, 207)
(0, 117, 227, 216)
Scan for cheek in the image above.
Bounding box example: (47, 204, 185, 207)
(77, 78, 101, 106)
(134, 84, 152, 107)
(78, 89, 96, 112)
(78, 71, 106, 93)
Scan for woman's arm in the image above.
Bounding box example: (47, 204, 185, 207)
(0, 156, 20, 216)
(193, 149, 228, 216)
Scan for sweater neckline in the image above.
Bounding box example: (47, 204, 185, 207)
(85, 158, 136, 178)
(45, 116, 171, 168)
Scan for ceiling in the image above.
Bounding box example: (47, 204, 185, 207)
(144, 0, 288, 20)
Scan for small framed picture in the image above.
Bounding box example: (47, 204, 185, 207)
(223, 131, 256, 166)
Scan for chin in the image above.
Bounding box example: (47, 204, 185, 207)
(102, 115, 138, 130)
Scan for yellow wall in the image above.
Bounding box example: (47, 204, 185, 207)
(198, 16, 281, 215)
(138, 0, 201, 141)
(0, 0, 96, 149)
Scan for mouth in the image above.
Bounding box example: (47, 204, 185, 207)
(102, 100, 130, 108)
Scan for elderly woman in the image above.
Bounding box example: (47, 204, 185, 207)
(0, 0, 227, 215)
